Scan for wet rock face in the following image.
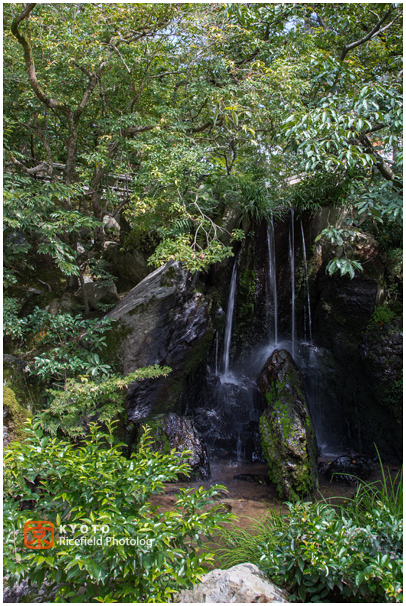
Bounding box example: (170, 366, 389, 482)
(191, 374, 265, 461)
(107, 261, 213, 422)
(258, 349, 318, 501)
(144, 412, 210, 480)
(360, 319, 403, 424)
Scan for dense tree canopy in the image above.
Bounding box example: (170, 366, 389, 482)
(4, 3, 403, 301)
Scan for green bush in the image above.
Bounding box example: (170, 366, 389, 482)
(40, 365, 171, 438)
(216, 462, 403, 603)
(258, 501, 402, 603)
(4, 420, 231, 603)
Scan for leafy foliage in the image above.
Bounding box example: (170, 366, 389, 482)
(217, 496, 402, 603)
(12, 309, 119, 387)
(4, 421, 232, 603)
(40, 366, 171, 438)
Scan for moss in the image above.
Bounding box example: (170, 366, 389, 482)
(259, 376, 318, 501)
(3, 386, 32, 444)
(102, 320, 132, 372)
(3, 363, 42, 414)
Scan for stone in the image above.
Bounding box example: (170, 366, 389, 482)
(258, 349, 318, 501)
(174, 563, 289, 603)
(107, 261, 213, 422)
(75, 280, 120, 310)
(103, 214, 120, 236)
(103, 243, 152, 290)
(320, 455, 373, 485)
(45, 293, 76, 315)
(144, 412, 210, 479)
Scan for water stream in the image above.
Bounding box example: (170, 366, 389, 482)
(222, 256, 238, 376)
(289, 209, 296, 358)
(266, 217, 278, 344)
(300, 219, 313, 344)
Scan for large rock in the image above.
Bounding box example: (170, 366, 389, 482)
(175, 563, 289, 603)
(75, 280, 120, 310)
(258, 349, 318, 501)
(107, 261, 213, 421)
(144, 412, 210, 479)
(103, 243, 151, 290)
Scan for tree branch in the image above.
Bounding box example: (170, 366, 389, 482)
(340, 7, 394, 61)
(11, 4, 67, 114)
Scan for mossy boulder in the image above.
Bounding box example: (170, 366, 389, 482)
(3, 385, 32, 447)
(258, 349, 318, 501)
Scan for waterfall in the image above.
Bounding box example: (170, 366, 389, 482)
(266, 217, 278, 344)
(223, 255, 238, 376)
(300, 220, 313, 343)
(214, 331, 219, 376)
(289, 209, 296, 357)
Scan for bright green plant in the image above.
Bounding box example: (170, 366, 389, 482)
(12, 308, 120, 386)
(217, 472, 403, 603)
(367, 304, 399, 329)
(257, 500, 402, 603)
(4, 420, 232, 603)
(39, 366, 171, 438)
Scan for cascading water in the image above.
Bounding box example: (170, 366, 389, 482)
(266, 217, 278, 344)
(214, 331, 219, 376)
(223, 256, 238, 377)
(300, 219, 313, 344)
(289, 209, 296, 358)
(192, 252, 264, 461)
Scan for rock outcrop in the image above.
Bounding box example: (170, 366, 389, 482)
(75, 279, 120, 310)
(175, 563, 289, 603)
(258, 349, 318, 501)
(143, 412, 210, 479)
(107, 261, 213, 421)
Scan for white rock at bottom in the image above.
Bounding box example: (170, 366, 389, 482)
(175, 562, 289, 603)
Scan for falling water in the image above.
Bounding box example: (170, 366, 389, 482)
(223, 256, 238, 375)
(266, 218, 278, 344)
(289, 209, 296, 357)
(214, 331, 219, 376)
(300, 220, 313, 343)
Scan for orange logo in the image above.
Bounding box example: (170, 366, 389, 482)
(24, 521, 54, 549)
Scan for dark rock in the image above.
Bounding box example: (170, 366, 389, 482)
(258, 349, 318, 500)
(233, 473, 271, 486)
(190, 374, 265, 461)
(107, 261, 213, 423)
(321, 455, 373, 485)
(144, 412, 210, 480)
(103, 243, 151, 290)
(360, 319, 403, 423)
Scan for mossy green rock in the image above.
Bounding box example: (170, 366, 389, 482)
(3, 385, 32, 447)
(258, 349, 318, 501)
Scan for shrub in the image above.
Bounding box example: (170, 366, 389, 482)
(258, 501, 402, 603)
(216, 462, 403, 603)
(39, 365, 171, 438)
(4, 420, 231, 603)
